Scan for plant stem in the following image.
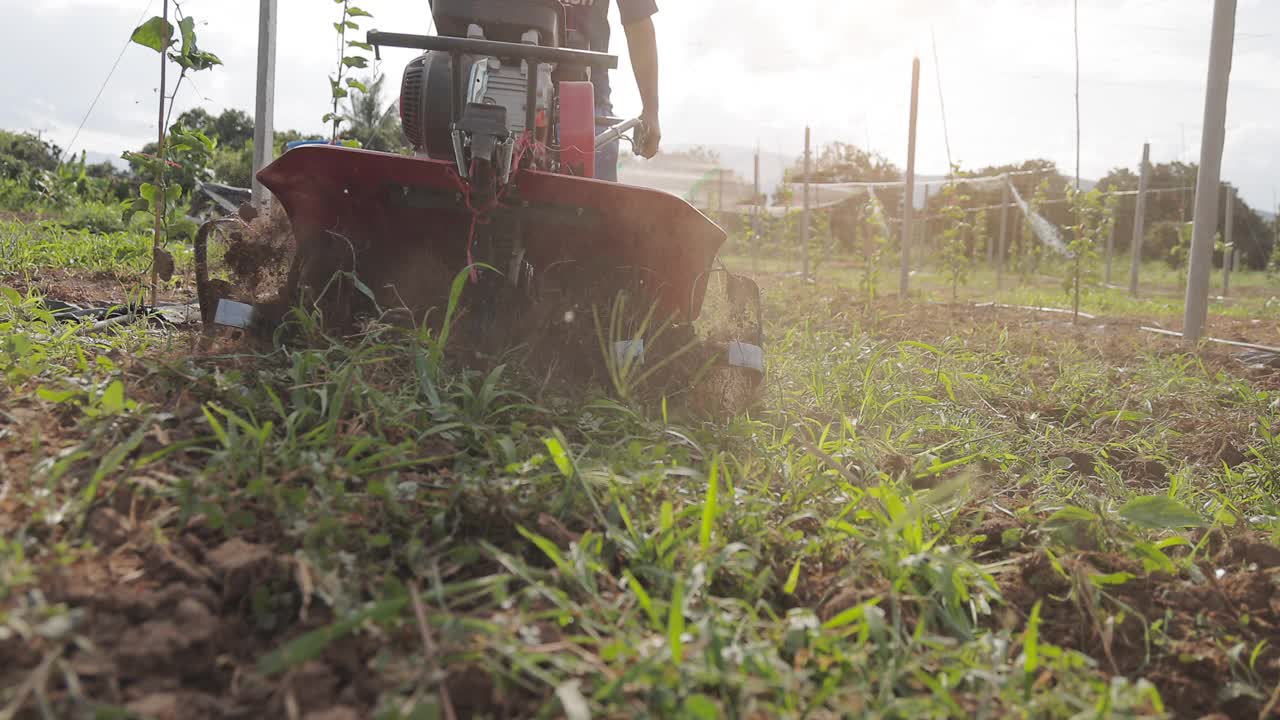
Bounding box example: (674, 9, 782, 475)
(150, 0, 170, 309)
(332, 1, 349, 142)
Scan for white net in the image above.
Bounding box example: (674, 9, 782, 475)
(1007, 180, 1069, 255)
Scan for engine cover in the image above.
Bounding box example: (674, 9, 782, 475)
(400, 33, 553, 159)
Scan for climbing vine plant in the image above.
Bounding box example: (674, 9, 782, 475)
(127, 5, 222, 300)
(327, 2, 375, 142)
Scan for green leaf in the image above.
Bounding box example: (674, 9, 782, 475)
(130, 17, 174, 53)
(1044, 505, 1098, 526)
(668, 579, 685, 664)
(347, 41, 374, 52)
(100, 380, 125, 415)
(623, 570, 660, 629)
(1023, 600, 1043, 675)
(783, 556, 802, 595)
(680, 695, 719, 720)
(1118, 496, 1204, 530)
(345, 6, 373, 18)
(345, 78, 369, 93)
(37, 387, 80, 404)
(1132, 541, 1177, 574)
(822, 601, 876, 631)
(258, 596, 406, 675)
(341, 56, 369, 69)
(1089, 571, 1135, 587)
(516, 525, 569, 574)
(698, 458, 718, 552)
(544, 436, 574, 478)
(87, 427, 147, 503)
(177, 16, 196, 55)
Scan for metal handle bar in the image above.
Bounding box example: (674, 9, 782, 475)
(595, 118, 643, 150)
(368, 31, 619, 69)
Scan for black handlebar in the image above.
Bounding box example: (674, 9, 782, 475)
(367, 31, 619, 70)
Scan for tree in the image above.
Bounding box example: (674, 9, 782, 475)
(1097, 162, 1272, 269)
(213, 110, 254, 148)
(789, 142, 900, 183)
(663, 146, 721, 166)
(0, 131, 62, 178)
(340, 74, 405, 153)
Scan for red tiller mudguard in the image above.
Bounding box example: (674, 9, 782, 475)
(256, 145, 725, 323)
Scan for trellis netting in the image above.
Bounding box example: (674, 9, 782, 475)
(619, 159, 1070, 256)
(617, 156, 759, 210)
(1006, 180, 1069, 255)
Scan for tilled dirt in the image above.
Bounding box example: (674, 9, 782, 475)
(999, 540, 1280, 719)
(0, 508, 396, 719)
(2, 267, 187, 306)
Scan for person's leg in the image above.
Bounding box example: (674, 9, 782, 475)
(594, 103, 618, 182)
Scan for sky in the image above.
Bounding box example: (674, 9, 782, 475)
(1, 0, 1276, 212)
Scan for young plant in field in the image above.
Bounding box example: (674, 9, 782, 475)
(1065, 185, 1106, 323)
(860, 197, 888, 301)
(939, 182, 972, 301)
(327, 3, 375, 142)
(810, 206, 833, 278)
(972, 206, 990, 265)
(127, 7, 222, 299)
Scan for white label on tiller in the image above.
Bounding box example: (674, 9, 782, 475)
(214, 300, 256, 329)
(727, 342, 764, 372)
(613, 340, 645, 366)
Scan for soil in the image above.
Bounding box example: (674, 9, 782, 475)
(999, 546, 1280, 719)
(2, 267, 188, 306)
(0, 508, 400, 719)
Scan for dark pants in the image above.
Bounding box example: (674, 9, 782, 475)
(595, 104, 618, 182)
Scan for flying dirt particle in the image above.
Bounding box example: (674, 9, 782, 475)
(206, 538, 273, 576)
(303, 707, 362, 720)
(154, 247, 175, 283)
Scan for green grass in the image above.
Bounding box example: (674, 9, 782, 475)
(0, 219, 193, 278)
(725, 251, 1280, 325)
(2, 224, 1280, 718)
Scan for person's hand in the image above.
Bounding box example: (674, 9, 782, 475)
(637, 108, 661, 158)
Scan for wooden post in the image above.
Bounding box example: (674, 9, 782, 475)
(1104, 204, 1116, 286)
(1222, 185, 1235, 297)
(1129, 143, 1151, 297)
(149, 0, 169, 308)
(986, 208, 994, 266)
(717, 168, 725, 216)
(752, 148, 760, 275)
(252, 0, 278, 206)
(997, 177, 1010, 291)
(826, 209, 835, 270)
(901, 58, 921, 298)
(1184, 0, 1237, 345)
(926, 183, 936, 253)
(802, 126, 811, 281)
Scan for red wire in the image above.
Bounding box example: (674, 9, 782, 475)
(449, 132, 544, 283)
